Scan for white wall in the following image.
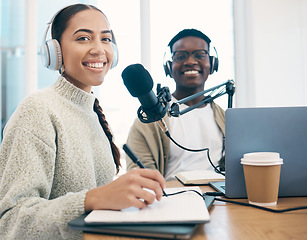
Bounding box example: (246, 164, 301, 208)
(234, 0, 307, 107)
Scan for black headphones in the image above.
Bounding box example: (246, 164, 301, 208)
(163, 46, 219, 77)
(40, 7, 118, 71)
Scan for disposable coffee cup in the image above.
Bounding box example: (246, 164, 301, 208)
(241, 152, 283, 206)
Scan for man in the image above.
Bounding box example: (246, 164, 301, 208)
(126, 29, 225, 180)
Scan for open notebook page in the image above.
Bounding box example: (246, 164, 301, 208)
(84, 187, 210, 225)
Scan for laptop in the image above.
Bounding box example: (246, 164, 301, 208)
(212, 107, 307, 198)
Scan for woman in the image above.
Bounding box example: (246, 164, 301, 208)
(0, 4, 165, 240)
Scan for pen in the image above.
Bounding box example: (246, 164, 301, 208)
(123, 144, 167, 197)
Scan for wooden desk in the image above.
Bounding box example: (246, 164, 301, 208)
(83, 181, 307, 240)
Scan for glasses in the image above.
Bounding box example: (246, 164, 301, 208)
(172, 49, 209, 62)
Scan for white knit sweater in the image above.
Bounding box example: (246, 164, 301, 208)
(0, 76, 115, 239)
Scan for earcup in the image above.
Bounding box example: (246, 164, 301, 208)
(164, 60, 172, 77)
(209, 56, 219, 74)
(110, 42, 118, 69)
(41, 39, 62, 71)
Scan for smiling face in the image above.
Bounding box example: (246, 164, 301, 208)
(171, 36, 211, 96)
(60, 9, 114, 93)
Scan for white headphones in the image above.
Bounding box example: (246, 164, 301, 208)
(40, 9, 118, 71)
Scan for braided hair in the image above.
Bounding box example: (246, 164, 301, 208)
(93, 98, 121, 173)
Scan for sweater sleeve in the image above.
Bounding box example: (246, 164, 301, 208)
(0, 97, 87, 240)
(211, 101, 225, 135)
(125, 117, 170, 176)
(0, 125, 86, 240)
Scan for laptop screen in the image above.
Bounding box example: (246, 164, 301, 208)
(224, 107, 307, 198)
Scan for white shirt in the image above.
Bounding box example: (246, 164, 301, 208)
(165, 97, 223, 181)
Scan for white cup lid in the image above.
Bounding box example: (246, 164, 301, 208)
(241, 152, 283, 166)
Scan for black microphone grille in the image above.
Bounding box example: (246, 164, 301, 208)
(122, 63, 154, 97)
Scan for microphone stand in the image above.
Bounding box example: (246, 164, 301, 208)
(169, 79, 235, 117)
(226, 80, 235, 108)
(136, 80, 235, 175)
(166, 79, 235, 175)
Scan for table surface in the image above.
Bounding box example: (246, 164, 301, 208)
(83, 180, 307, 240)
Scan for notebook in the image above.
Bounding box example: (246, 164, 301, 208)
(68, 188, 215, 239)
(84, 187, 209, 225)
(223, 107, 307, 198)
(175, 170, 225, 185)
(68, 214, 198, 239)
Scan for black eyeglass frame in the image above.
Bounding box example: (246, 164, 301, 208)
(171, 49, 209, 62)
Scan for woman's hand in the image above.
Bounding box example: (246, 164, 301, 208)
(85, 168, 166, 212)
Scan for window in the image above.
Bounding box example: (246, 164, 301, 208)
(1, 0, 26, 136)
(0, 0, 234, 150)
(98, 0, 235, 148)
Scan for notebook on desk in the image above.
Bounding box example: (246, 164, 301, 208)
(215, 107, 307, 198)
(84, 187, 209, 225)
(68, 188, 215, 239)
(69, 214, 198, 239)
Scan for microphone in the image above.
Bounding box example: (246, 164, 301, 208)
(122, 63, 170, 133)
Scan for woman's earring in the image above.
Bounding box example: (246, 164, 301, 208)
(59, 65, 65, 75)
